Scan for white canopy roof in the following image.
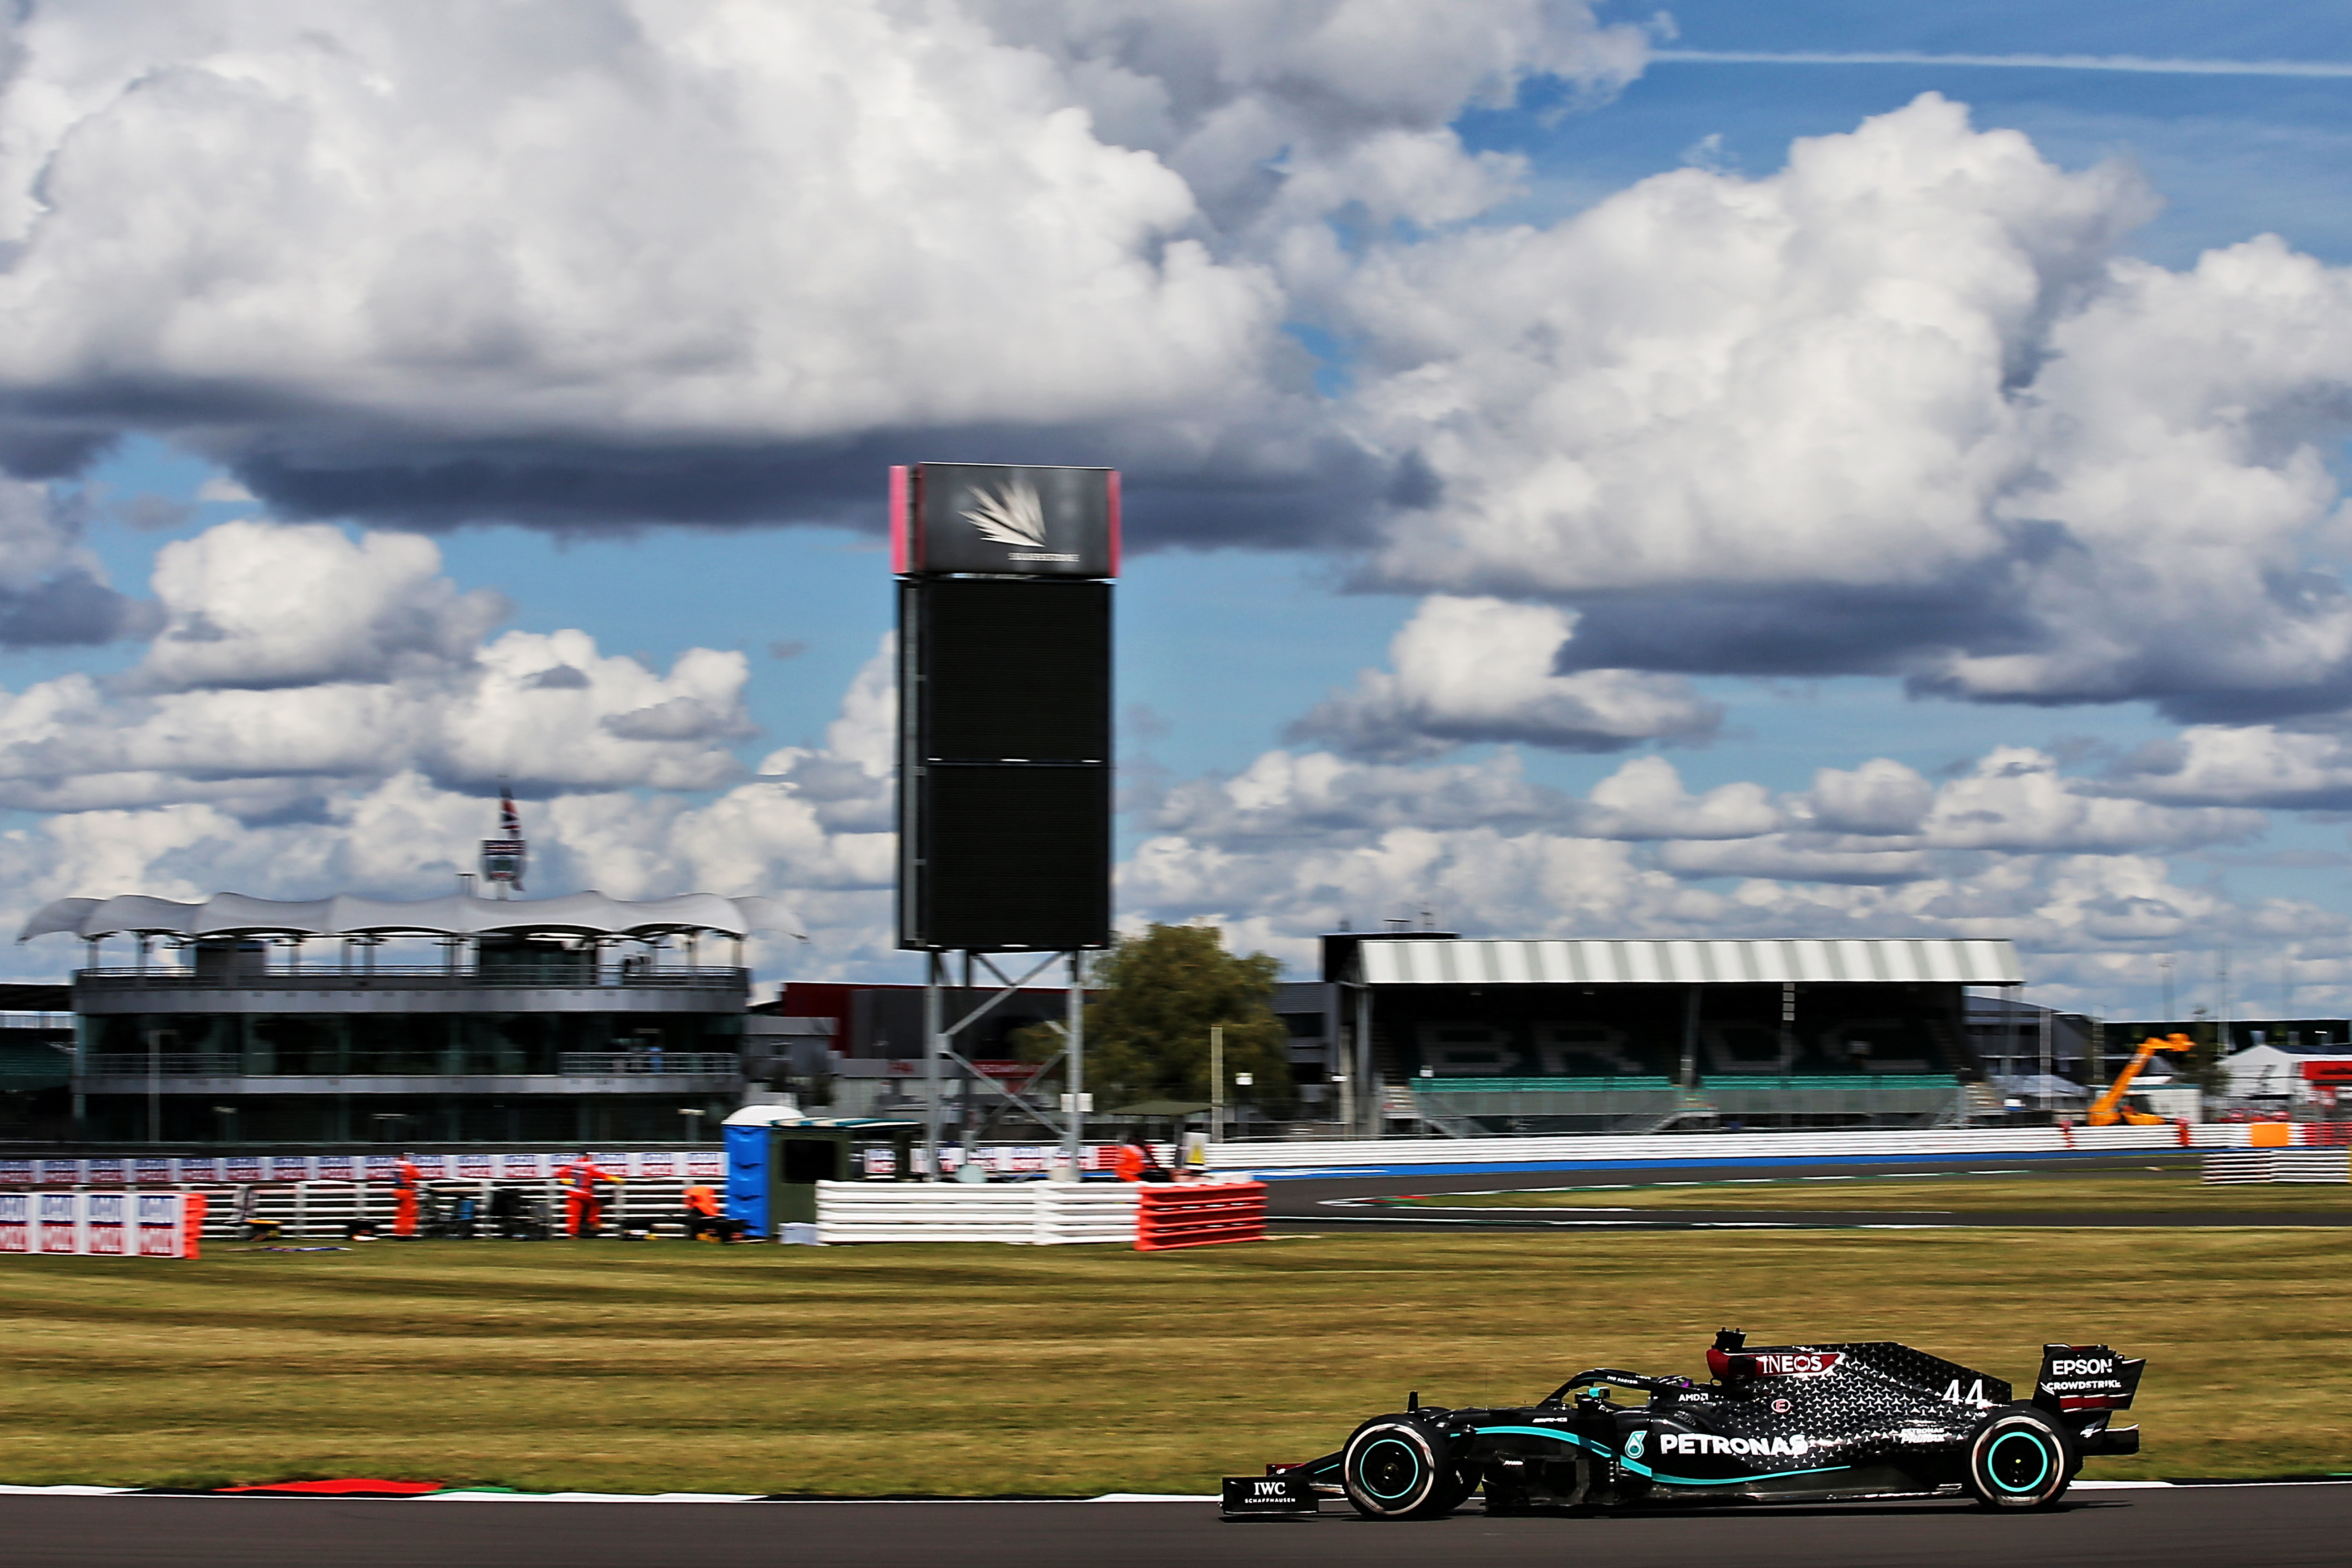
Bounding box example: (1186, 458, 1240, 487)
(1357, 936, 2022, 986)
(18, 891, 799, 943)
(2220, 1042, 2352, 1096)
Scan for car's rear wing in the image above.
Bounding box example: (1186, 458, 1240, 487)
(2032, 1343, 2145, 1413)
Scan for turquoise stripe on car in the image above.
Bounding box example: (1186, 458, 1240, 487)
(1624, 1459, 1849, 1486)
(1473, 1424, 1615, 1453)
(1472, 1426, 1849, 1488)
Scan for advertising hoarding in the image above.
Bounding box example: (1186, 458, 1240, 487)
(891, 463, 1117, 579)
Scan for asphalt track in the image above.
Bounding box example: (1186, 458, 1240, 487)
(5, 1486, 2349, 1568)
(1257, 1152, 2352, 1230)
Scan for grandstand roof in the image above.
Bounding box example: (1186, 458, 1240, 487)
(17, 891, 797, 943)
(1356, 936, 2021, 987)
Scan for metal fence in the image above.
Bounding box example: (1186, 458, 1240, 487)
(74, 966, 749, 990)
(76, 1051, 743, 1079)
(556, 1053, 740, 1076)
(191, 1177, 702, 1240)
(1408, 1074, 1965, 1134)
(81, 1054, 244, 1078)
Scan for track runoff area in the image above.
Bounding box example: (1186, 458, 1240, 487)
(3, 1485, 2348, 1568)
(1251, 1148, 2352, 1230)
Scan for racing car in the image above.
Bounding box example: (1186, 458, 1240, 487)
(1223, 1330, 2142, 1519)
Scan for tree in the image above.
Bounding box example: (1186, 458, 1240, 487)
(1018, 923, 1293, 1114)
(2180, 1010, 2233, 1101)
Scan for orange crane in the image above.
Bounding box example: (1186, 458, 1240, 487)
(2085, 1034, 2194, 1126)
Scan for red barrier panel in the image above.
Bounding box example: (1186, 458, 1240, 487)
(1135, 1181, 1266, 1252)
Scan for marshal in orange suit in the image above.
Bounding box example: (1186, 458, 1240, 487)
(389, 1155, 424, 1238)
(556, 1153, 622, 1237)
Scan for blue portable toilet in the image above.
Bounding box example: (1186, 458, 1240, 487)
(723, 1107, 923, 1239)
(723, 1105, 804, 1239)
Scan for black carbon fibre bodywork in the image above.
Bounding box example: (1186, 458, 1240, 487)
(1224, 1331, 2143, 1519)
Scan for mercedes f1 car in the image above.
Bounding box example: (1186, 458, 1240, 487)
(1223, 1330, 2143, 1519)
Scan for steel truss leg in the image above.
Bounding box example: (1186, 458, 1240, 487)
(925, 948, 1089, 1179)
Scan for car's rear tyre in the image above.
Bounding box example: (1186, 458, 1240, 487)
(1342, 1420, 1453, 1519)
(1965, 1405, 2078, 1509)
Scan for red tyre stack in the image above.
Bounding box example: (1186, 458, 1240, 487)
(1134, 1180, 1267, 1251)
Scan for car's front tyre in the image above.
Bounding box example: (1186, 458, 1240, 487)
(1342, 1420, 1455, 1519)
(1964, 1405, 2078, 1509)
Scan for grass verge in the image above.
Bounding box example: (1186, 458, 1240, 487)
(1, 1230, 2346, 1494)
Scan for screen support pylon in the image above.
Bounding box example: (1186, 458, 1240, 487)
(921, 949, 1089, 1179)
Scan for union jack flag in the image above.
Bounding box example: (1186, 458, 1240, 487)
(481, 784, 526, 891)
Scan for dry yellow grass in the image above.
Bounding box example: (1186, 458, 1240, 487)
(1, 1229, 2345, 1494)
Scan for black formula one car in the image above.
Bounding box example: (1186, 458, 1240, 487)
(1224, 1330, 2143, 1520)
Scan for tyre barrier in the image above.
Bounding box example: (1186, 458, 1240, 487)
(1134, 1181, 1267, 1252)
(2201, 1149, 2352, 1184)
(0, 1191, 207, 1258)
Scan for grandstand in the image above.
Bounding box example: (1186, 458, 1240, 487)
(1323, 935, 2020, 1135)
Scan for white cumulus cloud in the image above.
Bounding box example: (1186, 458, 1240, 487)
(1335, 93, 2352, 718)
(0, 519, 755, 810)
(1288, 594, 1722, 758)
(132, 520, 505, 691)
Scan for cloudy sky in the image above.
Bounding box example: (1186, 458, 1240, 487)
(2, 1, 2351, 1018)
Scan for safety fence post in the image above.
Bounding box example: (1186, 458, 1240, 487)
(1134, 1180, 1267, 1252)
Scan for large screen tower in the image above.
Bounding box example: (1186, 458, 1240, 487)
(892, 463, 1117, 1175)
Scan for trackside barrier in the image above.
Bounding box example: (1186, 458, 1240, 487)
(1207, 1122, 2270, 1175)
(0, 1147, 1172, 1186)
(2, 1179, 710, 1243)
(859, 1144, 1176, 1178)
(0, 1151, 729, 1187)
(2203, 1150, 2352, 1184)
(0, 1191, 206, 1258)
(814, 1181, 1141, 1245)
(1036, 1184, 1147, 1245)
(1135, 1181, 1266, 1252)
(177, 1178, 706, 1240)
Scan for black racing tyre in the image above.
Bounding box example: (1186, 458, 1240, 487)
(1342, 1420, 1451, 1519)
(1964, 1404, 2078, 1509)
